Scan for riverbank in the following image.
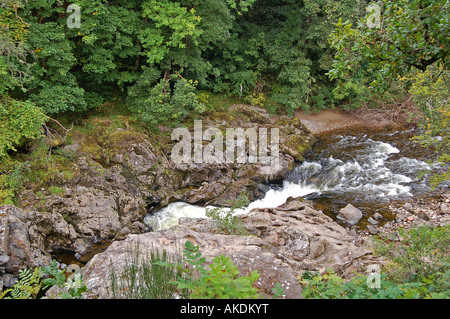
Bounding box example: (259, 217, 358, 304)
(295, 101, 416, 135)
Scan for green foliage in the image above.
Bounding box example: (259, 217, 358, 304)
(0, 268, 43, 299)
(299, 269, 450, 299)
(0, 160, 27, 205)
(299, 269, 346, 299)
(205, 193, 250, 235)
(0, 139, 73, 204)
(109, 243, 183, 299)
(48, 185, 64, 195)
(373, 225, 450, 282)
(405, 66, 450, 189)
(0, 97, 46, 157)
(128, 73, 205, 127)
(140, 0, 202, 66)
(41, 259, 87, 299)
(328, 0, 449, 185)
(1, 0, 376, 136)
(161, 240, 261, 299)
(0, 261, 87, 300)
(300, 225, 450, 299)
(329, 0, 449, 94)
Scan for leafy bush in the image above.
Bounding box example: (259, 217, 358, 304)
(299, 225, 450, 299)
(374, 225, 450, 282)
(299, 269, 450, 299)
(109, 243, 184, 299)
(405, 66, 450, 189)
(0, 260, 87, 299)
(0, 97, 46, 157)
(0, 160, 28, 205)
(41, 260, 87, 299)
(205, 194, 250, 236)
(128, 72, 205, 127)
(160, 240, 261, 299)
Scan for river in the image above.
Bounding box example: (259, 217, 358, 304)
(144, 127, 447, 231)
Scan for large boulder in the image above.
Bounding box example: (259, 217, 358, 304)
(242, 198, 370, 270)
(0, 206, 53, 290)
(336, 204, 363, 225)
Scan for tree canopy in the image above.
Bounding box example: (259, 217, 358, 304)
(0, 0, 448, 161)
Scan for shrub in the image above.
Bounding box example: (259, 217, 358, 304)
(128, 71, 205, 128)
(109, 242, 184, 299)
(373, 225, 450, 282)
(299, 225, 450, 299)
(0, 97, 46, 157)
(0, 160, 28, 205)
(159, 240, 261, 299)
(299, 269, 450, 299)
(41, 260, 87, 299)
(0, 260, 87, 299)
(205, 194, 250, 236)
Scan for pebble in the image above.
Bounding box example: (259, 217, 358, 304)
(373, 213, 383, 221)
(403, 202, 413, 211)
(441, 203, 450, 214)
(367, 225, 378, 235)
(368, 217, 379, 225)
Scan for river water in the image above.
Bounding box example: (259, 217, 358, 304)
(144, 127, 447, 231)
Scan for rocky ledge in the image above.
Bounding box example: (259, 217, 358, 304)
(80, 197, 374, 299)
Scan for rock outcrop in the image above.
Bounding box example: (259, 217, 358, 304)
(1, 104, 317, 293)
(1, 205, 53, 288)
(11, 104, 315, 260)
(81, 197, 373, 299)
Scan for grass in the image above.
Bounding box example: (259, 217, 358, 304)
(108, 242, 187, 299)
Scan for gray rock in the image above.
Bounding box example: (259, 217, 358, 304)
(0, 255, 10, 266)
(373, 213, 383, 221)
(367, 225, 378, 235)
(368, 217, 379, 225)
(403, 202, 413, 211)
(441, 203, 450, 214)
(0, 206, 52, 275)
(2, 273, 14, 288)
(337, 204, 363, 225)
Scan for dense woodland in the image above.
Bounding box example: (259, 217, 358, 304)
(0, 0, 449, 208)
(3, 3, 450, 195)
(0, 0, 448, 149)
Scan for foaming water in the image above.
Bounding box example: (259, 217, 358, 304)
(286, 139, 414, 200)
(144, 182, 320, 231)
(145, 129, 443, 231)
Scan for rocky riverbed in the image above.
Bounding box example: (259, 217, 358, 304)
(0, 104, 448, 297)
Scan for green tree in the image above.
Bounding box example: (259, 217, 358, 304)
(328, 0, 449, 97)
(328, 0, 449, 186)
(0, 97, 46, 157)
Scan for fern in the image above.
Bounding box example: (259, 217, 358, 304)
(0, 268, 43, 299)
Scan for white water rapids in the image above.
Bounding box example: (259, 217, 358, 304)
(144, 130, 439, 231)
